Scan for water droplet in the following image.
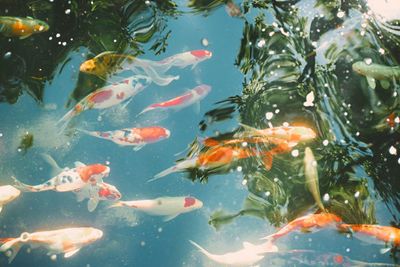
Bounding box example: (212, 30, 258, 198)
(265, 191, 271, 197)
(256, 39, 266, 48)
(0, 133, 3, 137)
(273, 177, 279, 182)
(323, 140, 329, 146)
(265, 112, 273, 120)
(140, 241, 146, 246)
(379, 48, 385, 55)
(354, 191, 360, 198)
(105, 161, 110, 165)
(56, 33, 60, 38)
(236, 166, 242, 172)
(337, 11, 345, 18)
(241, 179, 247, 186)
(50, 254, 57, 261)
(201, 38, 209, 47)
(346, 248, 351, 253)
(4, 51, 12, 59)
(158, 227, 162, 233)
(364, 58, 372, 65)
(241, 142, 248, 147)
(291, 149, 299, 157)
(65, 9, 71, 14)
(344, 200, 349, 204)
(389, 146, 397, 155)
(323, 193, 330, 202)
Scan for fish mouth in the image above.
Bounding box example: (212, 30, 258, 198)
(164, 129, 171, 138)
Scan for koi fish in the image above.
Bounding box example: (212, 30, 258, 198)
(0, 185, 20, 213)
(138, 84, 211, 115)
(0, 227, 103, 263)
(11, 161, 110, 192)
(58, 75, 151, 128)
(80, 50, 212, 86)
(261, 213, 342, 241)
(110, 196, 203, 221)
(239, 124, 317, 147)
(74, 182, 121, 212)
(339, 224, 400, 250)
(189, 240, 278, 267)
(0, 16, 49, 39)
(304, 147, 325, 211)
(78, 126, 170, 151)
(352, 61, 400, 89)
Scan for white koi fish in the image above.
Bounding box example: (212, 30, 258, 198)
(58, 75, 151, 128)
(190, 240, 278, 267)
(0, 185, 20, 213)
(304, 147, 325, 211)
(11, 161, 110, 192)
(78, 126, 170, 151)
(0, 227, 103, 263)
(352, 61, 400, 89)
(110, 196, 203, 221)
(138, 84, 211, 115)
(74, 182, 121, 212)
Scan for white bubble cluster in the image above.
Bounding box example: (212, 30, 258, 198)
(389, 146, 397, 155)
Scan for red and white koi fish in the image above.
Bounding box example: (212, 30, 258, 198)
(145, 50, 212, 72)
(11, 162, 110, 192)
(239, 124, 317, 147)
(78, 126, 170, 151)
(110, 196, 203, 221)
(58, 75, 151, 128)
(0, 185, 20, 213)
(138, 84, 211, 115)
(261, 213, 343, 241)
(74, 182, 121, 212)
(339, 224, 400, 252)
(190, 239, 278, 267)
(0, 227, 103, 263)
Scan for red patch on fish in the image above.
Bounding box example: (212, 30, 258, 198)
(89, 90, 113, 104)
(184, 197, 196, 207)
(78, 164, 108, 182)
(190, 50, 211, 58)
(333, 255, 343, 264)
(387, 112, 396, 128)
(154, 93, 193, 108)
(98, 188, 110, 197)
(116, 92, 125, 100)
(132, 127, 170, 142)
(100, 132, 110, 138)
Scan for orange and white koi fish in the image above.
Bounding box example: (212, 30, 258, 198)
(190, 239, 278, 267)
(111, 196, 203, 221)
(78, 126, 170, 151)
(0, 227, 103, 263)
(0, 185, 20, 213)
(304, 147, 325, 211)
(11, 161, 110, 192)
(58, 75, 151, 128)
(239, 124, 317, 147)
(138, 84, 211, 115)
(339, 224, 400, 249)
(0, 16, 49, 39)
(74, 182, 121, 212)
(261, 213, 343, 241)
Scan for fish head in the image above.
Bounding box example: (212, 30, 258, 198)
(85, 228, 104, 243)
(292, 127, 317, 142)
(79, 59, 97, 74)
(352, 61, 367, 75)
(184, 197, 203, 210)
(194, 84, 212, 95)
(78, 164, 110, 183)
(98, 183, 122, 200)
(1, 185, 21, 199)
(33, 20, 49, 33)
(190, 50, 212, 60)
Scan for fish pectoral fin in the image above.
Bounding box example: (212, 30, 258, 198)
(380, 247, 391, 254)
(133, 144, 145, 151)
(163, 214, 180, 222)
(19, 34, 32, 40)
(64, 248, 81, 258)
(74, 161, 86, 168)
(380, 80, 391, 89)
(242, 241, 256, 249)
(87, 198, 99, 212)
(366, 76, 376, 89)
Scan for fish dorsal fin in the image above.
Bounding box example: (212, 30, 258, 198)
(74, 161, 86, 168)
(163, 213, 179, 222)
(366, 76, 376, 89)
(94, 51, 116, 59)
(41, 153, 64, 175)
(133, 144, 145, 151)
(64, 248, 81, 258)
(242, 241, 256, 249)
(87, 197, 99, 212)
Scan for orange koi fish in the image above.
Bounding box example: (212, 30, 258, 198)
(11, 162, 110, 192)
(261, 213, 343, 241)
(0, 185, 20, 213)
(151, 143, 284, 181)
(339, 224, 400, 247)
(78, 126, 170, 151)
(0, 227, 103, 263)
(239, 124, 317, 146)
(0, 16, 49, 39)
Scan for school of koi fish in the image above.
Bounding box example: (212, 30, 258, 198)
(0, 10, 399, 267)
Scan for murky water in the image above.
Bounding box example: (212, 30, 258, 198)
(0, 0, 399, 266)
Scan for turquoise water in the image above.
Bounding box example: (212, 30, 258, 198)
(0, 0, 400, 266)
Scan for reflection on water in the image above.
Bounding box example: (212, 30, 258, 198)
(0, 0, 399, 266)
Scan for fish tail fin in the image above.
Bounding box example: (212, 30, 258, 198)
(262, 152, 274, 171)
(189, 240, 213, 258)
(202, 137, 220, 147)
(11, 176, 42, 192)
(76, 128, 97, 137)
(148, 166, 178, 182)
(140, 65, 179, 86)
(57, 108, 77, 126)
(260, 234, 275, 241)
(0, 237, 24, 263)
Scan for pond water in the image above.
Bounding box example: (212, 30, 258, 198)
(0, 0, 399, 266)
